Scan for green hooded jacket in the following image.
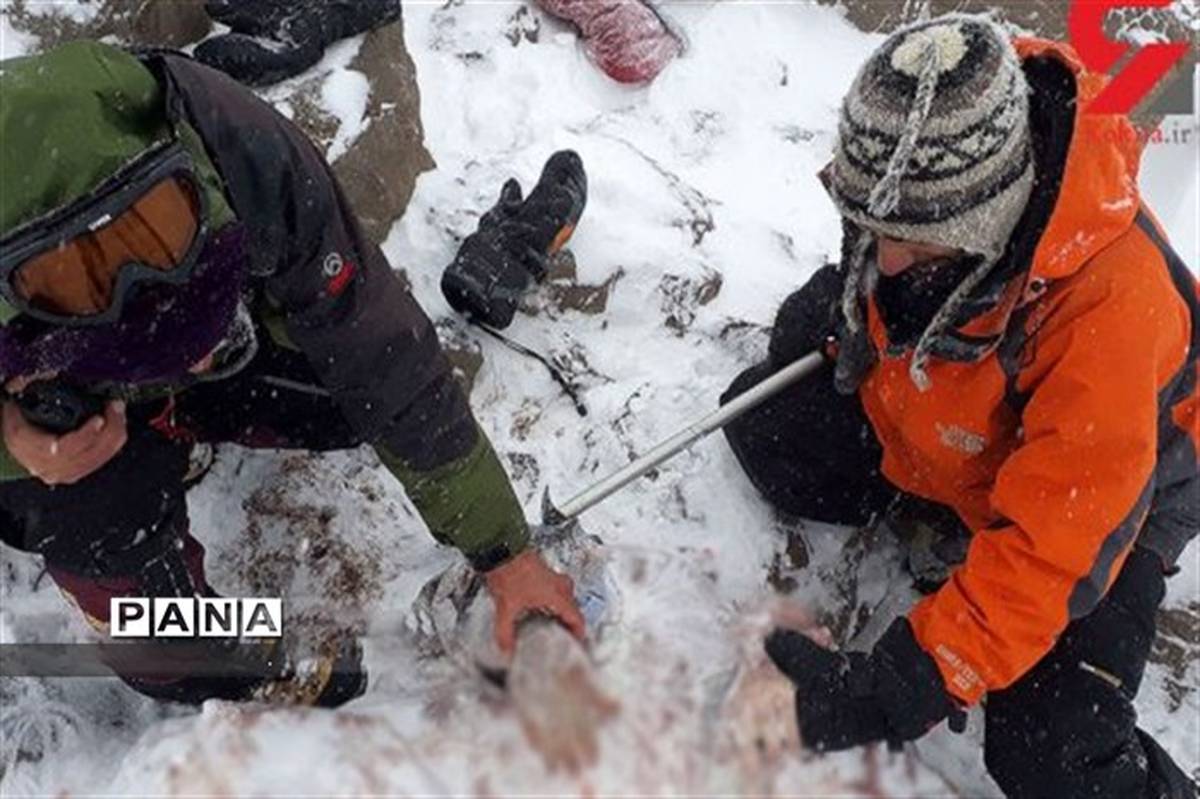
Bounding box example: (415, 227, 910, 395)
(0, 42, 528, 569)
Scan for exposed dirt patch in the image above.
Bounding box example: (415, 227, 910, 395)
(334, 18, 437, 246)
(523, 251, 625, 319)
(506, 4, 541, 46)
(659, 270, 723, 335)
(504, 452, 542, 503)
(235, 468, 385, 616)
(3, 0, 209, 49)
(289, 86, 342, 155)
(814, 525, 882, 642)
(1151, 602, 1200, 712)
(766, 525, 811, 595)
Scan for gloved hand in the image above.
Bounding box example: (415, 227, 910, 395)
(3, 374, 127, 485)
(484, 548, 587, 655)
(441, 151, 587, 329)
(195, 0, 402, 86)
(764, 618, 964, 752)
(767, 262, 846, 368)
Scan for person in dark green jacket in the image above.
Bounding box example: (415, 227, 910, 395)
(0, 41, 585, 707)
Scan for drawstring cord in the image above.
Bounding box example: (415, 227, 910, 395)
(907, 254, 996, 391)
(468, 318, 589, 418)
(868, 41, 942, 218)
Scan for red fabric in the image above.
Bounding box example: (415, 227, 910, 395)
(148, 395, 197, 444)
(536, 0, 682, 84)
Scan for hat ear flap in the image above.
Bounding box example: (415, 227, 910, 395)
(833, 227, 878, 396)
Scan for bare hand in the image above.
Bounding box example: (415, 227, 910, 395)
(485, 549, 587, 655)
(2, 389, 127, 485)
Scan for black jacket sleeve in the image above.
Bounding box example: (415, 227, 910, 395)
(147, 52, 528, 568)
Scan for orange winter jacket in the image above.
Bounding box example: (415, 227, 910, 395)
(856, 39, 1199, 705)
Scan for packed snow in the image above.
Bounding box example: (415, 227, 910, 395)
(1, 2, 1197, 796)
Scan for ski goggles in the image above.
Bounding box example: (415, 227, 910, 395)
(0, 142, 209, 327)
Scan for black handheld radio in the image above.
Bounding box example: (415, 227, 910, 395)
(7, 380, 106, 435)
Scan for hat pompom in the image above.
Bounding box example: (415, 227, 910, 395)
(891, 24, 969, 77)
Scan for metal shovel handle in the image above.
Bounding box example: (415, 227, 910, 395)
(544, 349, 829, 525)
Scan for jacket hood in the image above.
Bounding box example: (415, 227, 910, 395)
(0, 41, 171, 237)
(0, 43, 245, 386)
(893, 40, 1144, 344)
(0, 42, 236, 328)
(1013, 38, 1143, 285)
(941, 38, 1144, 348)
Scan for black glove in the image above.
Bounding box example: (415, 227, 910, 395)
(10, 379, 106, 435)
(767, 262, 845, 368)
(195, 0, 402, 86)
(441, 150, 587, 329)
(764, 618, 964, 752)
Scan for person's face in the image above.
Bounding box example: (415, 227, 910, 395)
(875, 236, 964, 277)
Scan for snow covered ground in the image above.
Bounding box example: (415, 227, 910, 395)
(1, 2, 1197, 796)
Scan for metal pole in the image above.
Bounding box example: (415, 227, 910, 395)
(545, 350, 828, 525)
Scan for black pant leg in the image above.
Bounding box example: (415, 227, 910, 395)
(721, 360, 895, 526)
(720, 262, 895, 526)
(984, 548, 1195, 798)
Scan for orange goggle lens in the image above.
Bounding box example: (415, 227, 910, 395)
(13, 177, 201, 318)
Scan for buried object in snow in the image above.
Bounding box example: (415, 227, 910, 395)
(536, 0, 683, 84)
(408, 525, 616, 672)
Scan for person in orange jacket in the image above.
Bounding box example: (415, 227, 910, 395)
(722, 14, 1198, 798)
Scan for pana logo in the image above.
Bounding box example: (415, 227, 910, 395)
(935, 422, 987, 456)
(110, 597, 283, 638)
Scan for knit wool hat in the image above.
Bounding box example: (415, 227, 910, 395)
(828, 14, 1035, 391)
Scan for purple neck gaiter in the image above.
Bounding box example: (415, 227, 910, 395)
(0, 224, 249, 386)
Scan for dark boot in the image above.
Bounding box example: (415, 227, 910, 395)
(882, 495, 971, 594)
(47, 526, 366, 709)
(241, 632, 368, 708)
(195, 0, 403, 86)
(441, 151, 587, 329)
(117, 633, 368, 709)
